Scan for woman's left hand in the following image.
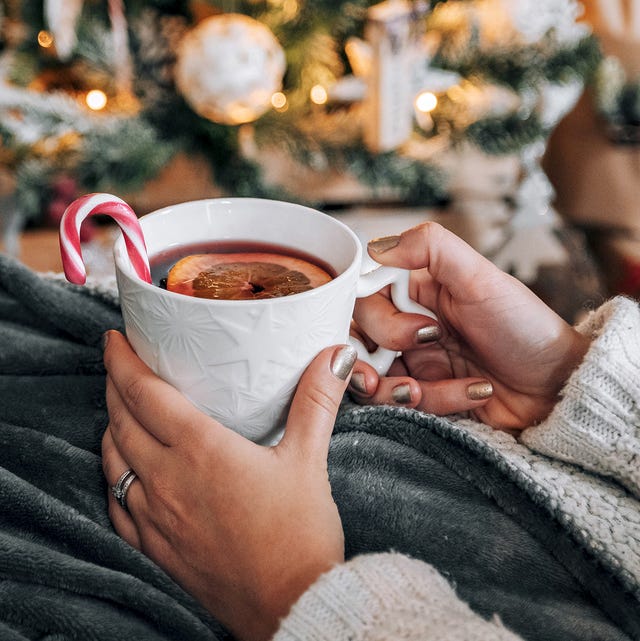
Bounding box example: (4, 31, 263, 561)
(101, 331, 351, 641)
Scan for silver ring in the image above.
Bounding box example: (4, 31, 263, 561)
(111, 469, 138, 511)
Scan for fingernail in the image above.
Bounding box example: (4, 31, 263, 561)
(466, 381, 493, 401)
(349, 372, 367, 394)
(331, 345, 357, 381)
(392, 383, 412, 404)
(368, 235, 400, 254)
(101, 331, 111, 350)
(416, 325, 441, 344)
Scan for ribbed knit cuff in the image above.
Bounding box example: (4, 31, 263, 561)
(521, 297, 640, 498)
(273, 553, 522, 641)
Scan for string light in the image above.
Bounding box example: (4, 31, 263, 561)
(415, 91, 438, 114)
(271, 91, 288, 111)
(414, 91, 438, 133)
(37, 30, 54, 48)
(310, 84, 328, 105)
(86, 89, 108, 111)
(269, 0, 300, 21)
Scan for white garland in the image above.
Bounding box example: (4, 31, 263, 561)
(495, 0, 587, 45)
(431, 0, 589, 51)
(0, 82, 124, 145)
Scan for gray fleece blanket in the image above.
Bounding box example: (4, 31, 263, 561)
(0, 254, 638, 641)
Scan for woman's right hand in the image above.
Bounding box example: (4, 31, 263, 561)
(350, 222, 592, 431)
(102, 333, 350, 641)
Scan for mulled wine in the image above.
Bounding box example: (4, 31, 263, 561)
(150, 240, 336, 300)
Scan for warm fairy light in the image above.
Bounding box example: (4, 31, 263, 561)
(86, 89, 108, 111)
(271, 0, 300, 21)
(310, 84, 328, 105)
(415, 91, 438, 114)
(37, 30, 54, 48)
(271, 91, 288, 111)
(414, 91, 439, 133)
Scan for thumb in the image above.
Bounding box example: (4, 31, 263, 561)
(368, 221, 501, 300)
(279, 344, 356, 462)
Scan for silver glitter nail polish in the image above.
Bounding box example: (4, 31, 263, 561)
(392, 383, 412, 404)
(349, 372, 367, 394)
(466, 381, 493, 401)
(368, 235, 400, 254)
(331, 345, 357, 380)
(416, 326, 441, 344)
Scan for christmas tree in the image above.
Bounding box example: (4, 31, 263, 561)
(0, 0, 600, 233)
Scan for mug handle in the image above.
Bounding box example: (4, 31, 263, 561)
(350, 266, 437, 376)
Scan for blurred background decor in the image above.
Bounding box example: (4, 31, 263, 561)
(544, 0, 640, 302)
(0, 0, 612, 319)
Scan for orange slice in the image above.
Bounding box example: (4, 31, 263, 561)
(166, 252, 333, 300)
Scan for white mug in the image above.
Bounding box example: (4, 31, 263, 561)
(114, 198, 434, 444)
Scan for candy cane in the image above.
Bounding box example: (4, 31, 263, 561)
(59, 193, 151, 285)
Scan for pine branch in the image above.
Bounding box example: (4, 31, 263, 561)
(76, 118, 175, 193)
(465, 113, 543, 155)
(2, 0, 593, 223)
(255, 106, 447, 206)
(1, 84, 176, 216)
(15, 158, 55, 221)
(433, 34, 599, 92)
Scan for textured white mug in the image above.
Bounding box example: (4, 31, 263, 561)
(114, 198, 433, 444)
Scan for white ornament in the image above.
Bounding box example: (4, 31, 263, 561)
(492, 141, 568, 283)
(174, 14, 286, 125)
(45, 0, 84, 60)
(494, 0, 585, 45)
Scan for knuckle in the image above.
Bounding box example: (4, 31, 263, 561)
(105, 399, 127, 432)
(305, 385, 339, 417)
(122, 376, 149, 410)
(391, 221, 442, 271)
(145, 472, 184, 527)
(113, 423, 137, 458)
(144, 470, 181, 514)
(380, 322, 407, 351)
(417, 220, 443, 238)
(181, 436, 209, 469)
(145, 468, 171, 500)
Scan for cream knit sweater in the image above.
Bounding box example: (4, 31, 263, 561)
(273, 297, 640, 641)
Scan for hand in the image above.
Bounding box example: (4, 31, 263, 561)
(350, 222, 591, 430)
(101, 331, 352, 641)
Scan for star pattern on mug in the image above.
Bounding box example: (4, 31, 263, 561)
(120, 288, 237, 374)
(118, 280, 352, 442)
(157, 302, 305, 436)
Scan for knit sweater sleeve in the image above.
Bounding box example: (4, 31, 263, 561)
(272, 553, 522, 641)
(520, 296, 640, 498)
(274, 297, 640, 641)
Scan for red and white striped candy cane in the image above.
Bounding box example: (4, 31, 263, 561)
(59, 193, 151, 285)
